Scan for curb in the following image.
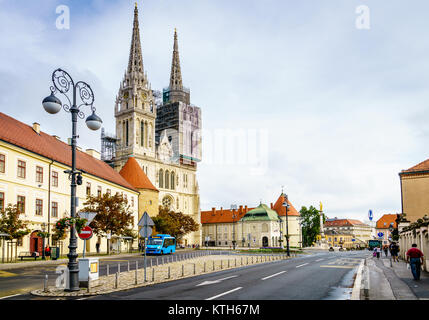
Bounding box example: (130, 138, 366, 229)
(351, 258, 364, 300)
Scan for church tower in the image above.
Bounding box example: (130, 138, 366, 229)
(115, 3, 156, 164)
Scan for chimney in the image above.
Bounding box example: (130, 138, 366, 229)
(32, 122, 40, 134)
(220, 207, 223, 215)
(239, 205, 243, 212)
(86, 149, 101, 160)
(76, 146, 83, 152)
(212, 208, 215, 216)
(245, 205, 248, 212)
(270, 203, 273, 209)
(52, 135, 61, 141)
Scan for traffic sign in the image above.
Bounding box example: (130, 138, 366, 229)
(138, 212, 154, 238)
(377, 232, 384, 238)
(78, 226, 93, 240)
(78, 212, 97, 226)
(368, 210, 373, 221)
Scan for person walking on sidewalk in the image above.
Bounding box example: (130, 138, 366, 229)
(374, 246, 381, 259)
(406, 244, 424, 280)
(390, 242, 400, 262)
(383, 245, 389, 257)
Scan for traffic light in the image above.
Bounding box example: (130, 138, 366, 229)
(76, 174, 82, 185)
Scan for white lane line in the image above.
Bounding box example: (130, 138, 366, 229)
(296, 263, 309, 268)
(0, 293, 22, 300)
(205, 287, 242, 300)
(261, 271, 286, 281)
(315, 259, 324, 262)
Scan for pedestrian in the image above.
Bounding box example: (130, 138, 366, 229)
(406, 244, 424, 280)
(390, 242, 400, 262)
(373, 247, 377, 258)
(44, 245, 51, 260)
(376, 246, 381, 259)
(383, 245, 388, 257)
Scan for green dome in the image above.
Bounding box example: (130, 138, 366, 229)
(240, 203, 279, 222)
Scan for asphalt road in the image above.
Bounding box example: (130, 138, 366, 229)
(1, 250, 371, 300)
(87, 250, 371, 300)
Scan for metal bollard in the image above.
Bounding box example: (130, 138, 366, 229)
(151, 258, 153, 268)
(204, 262, 206, 273)
(194, 263, 196, 275)
(182, 264, 184, 277)
(221, 260, 223, 270)
(241, 257, 243, 265)
(128, 261, 130, 272)
(247, 257, 248, 265)
(228, 259, 230, 268)
(168, 266, 171, 279)
(87, 273, 90, 293)
(213, 260, 215, 271)
(235, 258, 237, 267)
(118, 263, 120, 273)
(152, 268, 155, 282)
(251, 257, 253, 264)
(115, 272, 119, 288)
(107, 264, 110, 276)
(162, 257, 164, 264)
(44, 274, 48, 293)
(135, 268, 138, 285)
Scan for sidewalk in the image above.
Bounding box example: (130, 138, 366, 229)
(0, 249, 196, 271)
(361, 253, 429, 300)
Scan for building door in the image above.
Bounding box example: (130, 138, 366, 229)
(30, 231, 43, 255)
(262, 236, 268, 247)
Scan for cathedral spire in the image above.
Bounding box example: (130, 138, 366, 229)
(169, 28, 183, 90)
(127, 3, 144, 74)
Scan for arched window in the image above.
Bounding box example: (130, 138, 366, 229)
(171, 172, 175, 190)
(162, 196, 172, 209)
(140, 121, 144, 146)
(159, 169, 164, 188)
(165, 171, 170, 189)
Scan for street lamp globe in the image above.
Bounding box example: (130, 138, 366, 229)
(42, 92, 62, 114)
(85, 111, 103, 131)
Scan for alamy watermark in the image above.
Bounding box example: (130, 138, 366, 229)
(56, 5, 70, 30)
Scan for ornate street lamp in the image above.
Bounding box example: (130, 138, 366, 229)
(231, 204, 237, 250)
(42, 68, 102, 291)
(278, 217, 284, 249)
(282, 192, 290, 257)
(41, 222, 46, 260)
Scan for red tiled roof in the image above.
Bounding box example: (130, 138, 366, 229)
(272, 194, 300, 217)
(201, 206, 254, 224)
(0, 112, 136, 191)
(401, 158, 429, 174)
(324, 219, 368, 227)
(376, 214, 398, 229)
(119, 156, 158, 191)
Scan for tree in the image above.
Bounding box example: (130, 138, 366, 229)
(80, 193, 134, 254)
(300, 205, 324, 247)
(0, 204, 30, 240)
(152, 206, 199, 243)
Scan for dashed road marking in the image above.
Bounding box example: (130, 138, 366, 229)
(261, 271, 286, 280)
(206, 287, 242, 300)
(296, 263, 309, 268)
(0, 270, 17, 277)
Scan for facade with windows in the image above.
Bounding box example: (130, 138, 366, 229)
(324, 218, 372, 247)
(201, 194, 302, 248)
(0, 113, 139, 260)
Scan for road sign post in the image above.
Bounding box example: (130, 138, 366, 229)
(78, 226, 93, 258)
(138, 212, 154, 282)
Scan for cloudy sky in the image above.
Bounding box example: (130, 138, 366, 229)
(1, 0, 429, 223)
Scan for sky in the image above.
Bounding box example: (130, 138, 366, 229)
(1, 0, 429, 223)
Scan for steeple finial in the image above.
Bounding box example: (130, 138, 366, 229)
(127, 2, 144, 74)
(169, 28, 183, 90)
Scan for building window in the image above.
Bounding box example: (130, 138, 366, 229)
(97, 186, 102, 197)
(140, 121, 144, 146)
(17, 196, 25, 214)
(162, 196, 172, 209)
(36, 166, 43, 184)
(17, 160, 26, 178)
(126, 120, 129, 146)
(51, 202, 58, 218)
(0, 154, 5, 173)
(35, 199, 43, 216)
(86, 182, 91, 196)
(52, 171, 58, 187)
(0, 192, 4, 211)
(165, 171, 170, 189)
(131, 197, 134, 207)
(159, 169, 164, 188)
(171, 172, 175, 190)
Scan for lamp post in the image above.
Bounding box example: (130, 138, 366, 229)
(282, 193, 290, 256)
(41, 223, 46, 260)
(278, 217, 283, 249)
(42, 68, 102, 291)
(231, 204, 237, 250)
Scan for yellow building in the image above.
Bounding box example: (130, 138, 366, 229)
(0, 112, 139, 260)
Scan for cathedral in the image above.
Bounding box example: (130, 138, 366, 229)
(105, 4, 202, 246)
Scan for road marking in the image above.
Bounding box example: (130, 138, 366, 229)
(0, 293, 22, 300)
(0, 270, 17, 277)
(205, 287, 242, 300)
(196, 275, 238, 286)
(315, 259, 324, 262)
(261, 271, 286, 280)
(296, 263, 309, 268)
(320, 265, 355, 269)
